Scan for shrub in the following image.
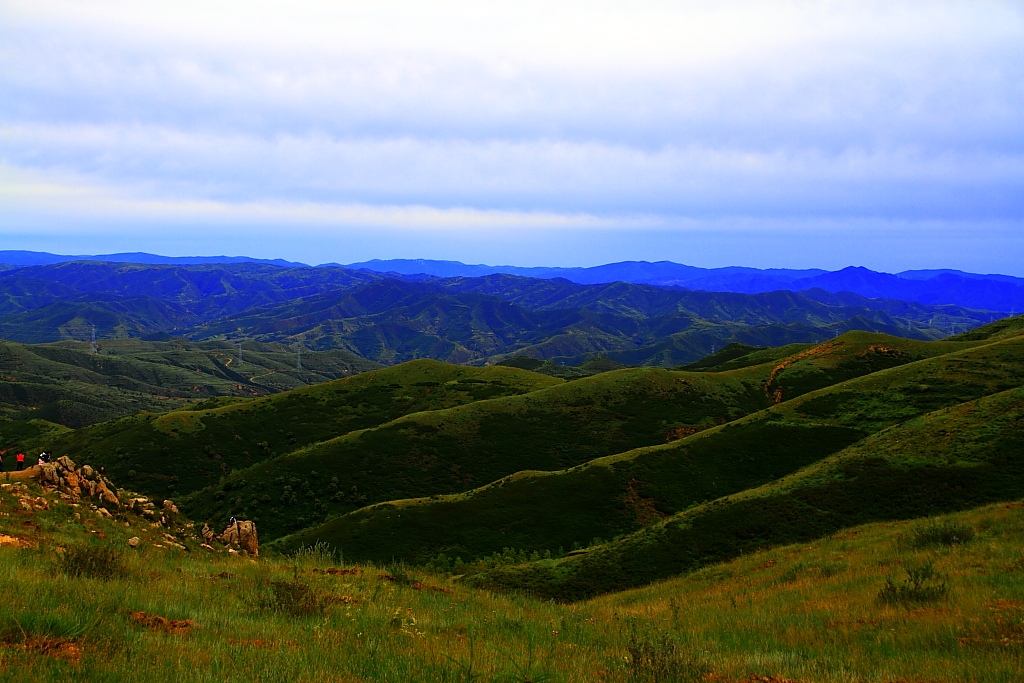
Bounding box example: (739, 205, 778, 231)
(625, 632, 709, 683)
(878, 560, 949, 605)
(263, 579, 327, 617)
(909, 521, 976, 548)
(59, 544, 130, 581)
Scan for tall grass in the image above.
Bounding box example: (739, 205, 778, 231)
(2, 482, 1023, 682)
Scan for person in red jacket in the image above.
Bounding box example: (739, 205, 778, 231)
(16, 452, 25, 471)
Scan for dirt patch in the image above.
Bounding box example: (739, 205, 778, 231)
(0, 534, 35, 548)
(622, 479, 668, 526)
(3, 637, 83, 663)
(128, 611, 198, 635)
(312, 567, 362, 576)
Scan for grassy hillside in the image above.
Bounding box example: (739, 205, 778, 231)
(191, 332, 945, 540)
(468, 379, 1024, 601)
(277, 333, 1023, 567)
(1, 476, 1022, 681)
(47, 360, 561, 499)
(230, 332, 962, 548)
(0, 338, 379, 428)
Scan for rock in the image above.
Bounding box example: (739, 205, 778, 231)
(128, 537, 140, 548)
(218, 520, 259, 557)
(96, 481, 120, 508)
(64, 470, 81, 489)
(96, 507, 112, 518)
(200, 523, 215, 544)
(200, 543, 215, 551)
(38, 463, 59, 487)
(80, 465, 95, 479)
(55, 455, 77, 471)
(162, 499, 179, 515)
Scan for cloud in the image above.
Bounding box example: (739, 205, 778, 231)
(1, 1, 1022, 268)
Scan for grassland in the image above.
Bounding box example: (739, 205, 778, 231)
(273, 332, 1018, 564)
(47, 360, 561, 499)
(177, 331, 954, 541)
(467, 378, 1024, 601)
(1, 476, 1022, 681)
(0, 337, 379, 429)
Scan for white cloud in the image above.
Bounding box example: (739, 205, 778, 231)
(1, 1, 1022, 267)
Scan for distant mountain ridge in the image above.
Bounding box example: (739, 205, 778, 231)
(347, 260, 1024, 313)
(5, 251, 1023, 313)
(0, 261, 995, 368)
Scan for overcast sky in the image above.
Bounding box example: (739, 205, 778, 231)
(2, 1, 1023, 272)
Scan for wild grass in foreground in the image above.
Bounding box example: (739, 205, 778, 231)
(0, 482, 1022, 681)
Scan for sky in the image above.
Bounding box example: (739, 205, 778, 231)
(1, 1, 1023, 273)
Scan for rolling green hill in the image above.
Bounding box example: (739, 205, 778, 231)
(169, 331, 955, 542)
(273, 331, 1023, 569)
(46, 360, 561, 498)
(0, 338, 379, 434)
(467, 381, 1024, 601)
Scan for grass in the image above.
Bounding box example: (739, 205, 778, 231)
(467, 378, 1024, 601)
(275, 332, 1024, 566)
(0, 337, 379, 429)
(1, 477, 1023, 681)
(47, 359, 561, 498)
(201, 331, 976, 543)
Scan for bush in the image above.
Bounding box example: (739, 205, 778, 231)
(59, 544, 130, 581)
(263, 580, 327, 617)
(878, 560, 949, 605)
(625, 632, 709, 683)
(909, 521, 975, 548)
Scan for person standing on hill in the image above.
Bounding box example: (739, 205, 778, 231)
(16, 452, 25, 471)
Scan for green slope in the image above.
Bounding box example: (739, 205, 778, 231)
(275, 333, 1023, 566)
(0, 338, 379, 428)
(49, 360, 560, 498)
(256, 332, 971, 549)
(467, 382, 1024, 601)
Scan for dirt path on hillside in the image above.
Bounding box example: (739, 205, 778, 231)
(1, 465, 40, 483)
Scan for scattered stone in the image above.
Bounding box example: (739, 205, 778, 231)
(128, 611, 198, 635)
(128, 537, 141, 548)
(200, 543, 216, 551)
(96, 507, 112, 518)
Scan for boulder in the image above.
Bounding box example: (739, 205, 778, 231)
(54, 455, 77, 471)
(38, 463, 60, 487)
(128, 537, 141, 548)
(200, 524, 216, 544)
(162, 500, 180, 515)
(218, 520, 259, 557)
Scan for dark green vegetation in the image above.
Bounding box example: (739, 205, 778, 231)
(0, 261, 996, 368)
(466, 356, 1024, 600)
(175, 331, 956, 540)
(0, 337, 378, 430)
(48, 361, 560, 499)
(276, 331, 1023, 570)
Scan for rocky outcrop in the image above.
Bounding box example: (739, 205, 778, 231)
(38, 456, 120, 507)
(217, 520, 259, 557)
